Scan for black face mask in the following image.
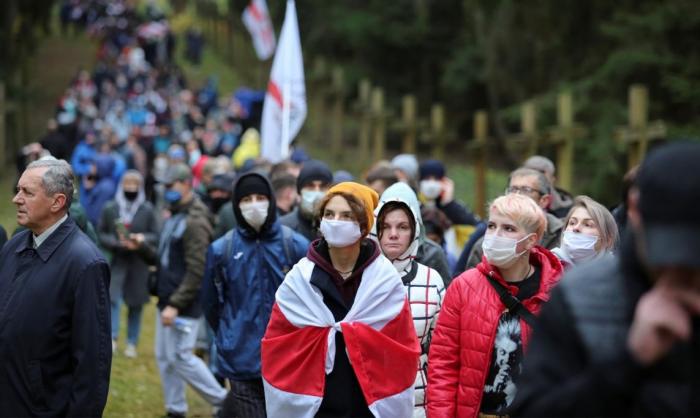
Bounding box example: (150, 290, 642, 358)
(210, 196, 229, 214)
(124, 191, 139, 201)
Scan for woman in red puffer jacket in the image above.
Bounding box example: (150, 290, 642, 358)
(427, 194, 563, 418)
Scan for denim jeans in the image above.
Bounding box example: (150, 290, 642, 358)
(110, 299, 144, 346)
(155, 312, 227, 414)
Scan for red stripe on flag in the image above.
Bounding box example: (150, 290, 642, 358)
(267, 80, 283, 108)
(261, 303, 327, 397)
(249, 2, 263, 21)
(342, 298, 421, 405)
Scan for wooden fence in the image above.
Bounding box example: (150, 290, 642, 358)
(307, 58, 667, 217)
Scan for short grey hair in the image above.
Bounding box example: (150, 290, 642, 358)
(26, 159, 74, 211)
(509, 167, 551, 195)
(523, 155, 556, 177)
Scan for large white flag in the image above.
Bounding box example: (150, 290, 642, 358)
(241, 0, 276, 60)
(260, 0, 306, 163)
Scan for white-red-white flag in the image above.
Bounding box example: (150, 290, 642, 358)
(260, 0, 306, 164)
(241, 0, 276, 60)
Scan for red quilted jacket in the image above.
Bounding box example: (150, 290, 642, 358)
(426, 246, 562, 418)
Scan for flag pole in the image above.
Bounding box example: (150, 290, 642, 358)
(281, 80, 291, 159)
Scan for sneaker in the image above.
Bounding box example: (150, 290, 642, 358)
(124, 344, 137, 358)
(112, 340, 118, 354)
(164, 411, 186, 418)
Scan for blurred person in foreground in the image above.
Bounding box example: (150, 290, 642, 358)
(511, 141, 700, 417)
(551, 195, 618, 269)
(0, 159, 111, 416)
(427, 193, 562, 418)
(261, 182, 420, 417)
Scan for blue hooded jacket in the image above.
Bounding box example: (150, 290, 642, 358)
(81, 155, 117, 227)
(201, 172, 309, 380)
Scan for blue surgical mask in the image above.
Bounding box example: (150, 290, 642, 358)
(164, 189, 182, 204)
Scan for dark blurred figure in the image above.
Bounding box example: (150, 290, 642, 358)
(39, 118, 71, 160)
(185, 28, 205, 66)
(512, 142, 700, 417)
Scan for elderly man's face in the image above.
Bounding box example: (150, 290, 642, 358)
(13, 167, 63, 235)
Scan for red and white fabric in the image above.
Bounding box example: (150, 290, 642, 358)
(261, 256, 421, 418)
(260, 0, 306, 163)
(242, 0, 276, 60)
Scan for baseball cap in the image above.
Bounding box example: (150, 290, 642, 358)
(163, 163, 192, 185)
(637, 141, 700, 268)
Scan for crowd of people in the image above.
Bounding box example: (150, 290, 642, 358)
(1, 1, 700, 418)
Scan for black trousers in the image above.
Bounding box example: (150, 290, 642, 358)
(220, 378, 267, 418)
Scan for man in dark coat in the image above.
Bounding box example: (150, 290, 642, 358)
(0, 159, 111, 417)
(512, 142, 700, 417)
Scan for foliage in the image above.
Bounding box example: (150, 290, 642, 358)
(284, 0, 700, 205)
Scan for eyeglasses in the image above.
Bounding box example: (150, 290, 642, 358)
(506, 186, 545, 196)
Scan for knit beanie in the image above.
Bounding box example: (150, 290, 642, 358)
(391, 154, 419, 181)
(327, 182, 379, 233)
(297, 160, 333, 192)
(419, 159, 446, 180)
(235, 174, 271, 203)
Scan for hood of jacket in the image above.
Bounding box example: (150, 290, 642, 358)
(94, 154, 115, 180)
(232, 172, 277, 237)
(372, 182, 423, 275)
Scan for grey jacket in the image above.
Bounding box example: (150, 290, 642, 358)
(98, 200, 159, 307)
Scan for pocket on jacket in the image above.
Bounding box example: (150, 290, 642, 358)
(26, 360, 47, 406)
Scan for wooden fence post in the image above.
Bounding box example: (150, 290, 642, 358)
(473, 111, 488, 219)
(555, 92, 574, 191)
(357, 80, 372, 162)
(614, 85, 666, 170)
(401, 95, 417, 154)
(310, 57, 327, 146)
(431, 104, 446, 161)
(371, 87, 385, 161)
(521, 101, 538, 157)
(331, 66, 344, 160)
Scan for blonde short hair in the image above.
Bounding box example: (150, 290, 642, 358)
(489, 193, 547, 240)
(564, 195, 619, 250)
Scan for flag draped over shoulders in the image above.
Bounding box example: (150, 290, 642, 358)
(261, 256, 420, 418)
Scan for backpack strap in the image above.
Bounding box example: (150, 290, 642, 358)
(485, 274, 538, 326)
(280, 225, 294, 274)
(214, 229, 235, 304)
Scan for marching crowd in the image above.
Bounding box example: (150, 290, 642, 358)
(2, 1, 700, 418)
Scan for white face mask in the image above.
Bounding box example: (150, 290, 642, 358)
(300, 190, 325, 216)
(240, 200, 269, 231)
(320, 219, 362, 248)
(420, 179, 442, 200)
(482, 233, 532, 267)
(562, 231, 599, 264)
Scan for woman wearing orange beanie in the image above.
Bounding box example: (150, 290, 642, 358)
(261, 182, 420, 417)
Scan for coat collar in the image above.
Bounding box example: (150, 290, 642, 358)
(476, 245, 563, 303)
(16, 216, 77, 262)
